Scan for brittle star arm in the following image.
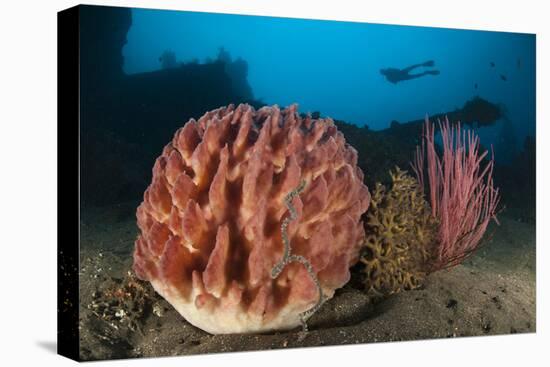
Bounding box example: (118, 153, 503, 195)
(271, 179, 324, 332)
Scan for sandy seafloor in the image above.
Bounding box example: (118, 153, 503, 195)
(78, 201, 536, 361)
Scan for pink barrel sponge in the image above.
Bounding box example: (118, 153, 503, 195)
(133, 104, 370, 334)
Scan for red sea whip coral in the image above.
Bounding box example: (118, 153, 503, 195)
(133, 104, 370, 334)
(412, 117, 500, 271)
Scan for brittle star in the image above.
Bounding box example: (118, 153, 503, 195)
(271, 179, 324, 332)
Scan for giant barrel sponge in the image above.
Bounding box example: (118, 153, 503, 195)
(133, 104, 370, 334)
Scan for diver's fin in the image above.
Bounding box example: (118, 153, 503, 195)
(423, 60, 435, 67)
(427, 70, 440, 75)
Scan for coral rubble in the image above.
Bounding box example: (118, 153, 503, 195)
(87, 271, 156, 335)
(133, 103, 370, 334)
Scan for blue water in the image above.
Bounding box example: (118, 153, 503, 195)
(122, 8, 535, 163)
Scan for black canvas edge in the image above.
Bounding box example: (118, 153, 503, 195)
(57, 5, 81, 362)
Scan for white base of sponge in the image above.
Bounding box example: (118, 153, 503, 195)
(150, 280, 318, 334)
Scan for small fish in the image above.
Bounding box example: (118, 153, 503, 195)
(500, 74, 507, 81)
(490, 62, 495, 67)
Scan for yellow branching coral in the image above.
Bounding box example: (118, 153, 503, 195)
(360, 167, 437, 297)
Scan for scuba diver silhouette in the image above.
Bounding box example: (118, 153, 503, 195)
(380, 60, 440, 84)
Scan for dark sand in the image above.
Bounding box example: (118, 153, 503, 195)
(79, 202, 535, 361)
